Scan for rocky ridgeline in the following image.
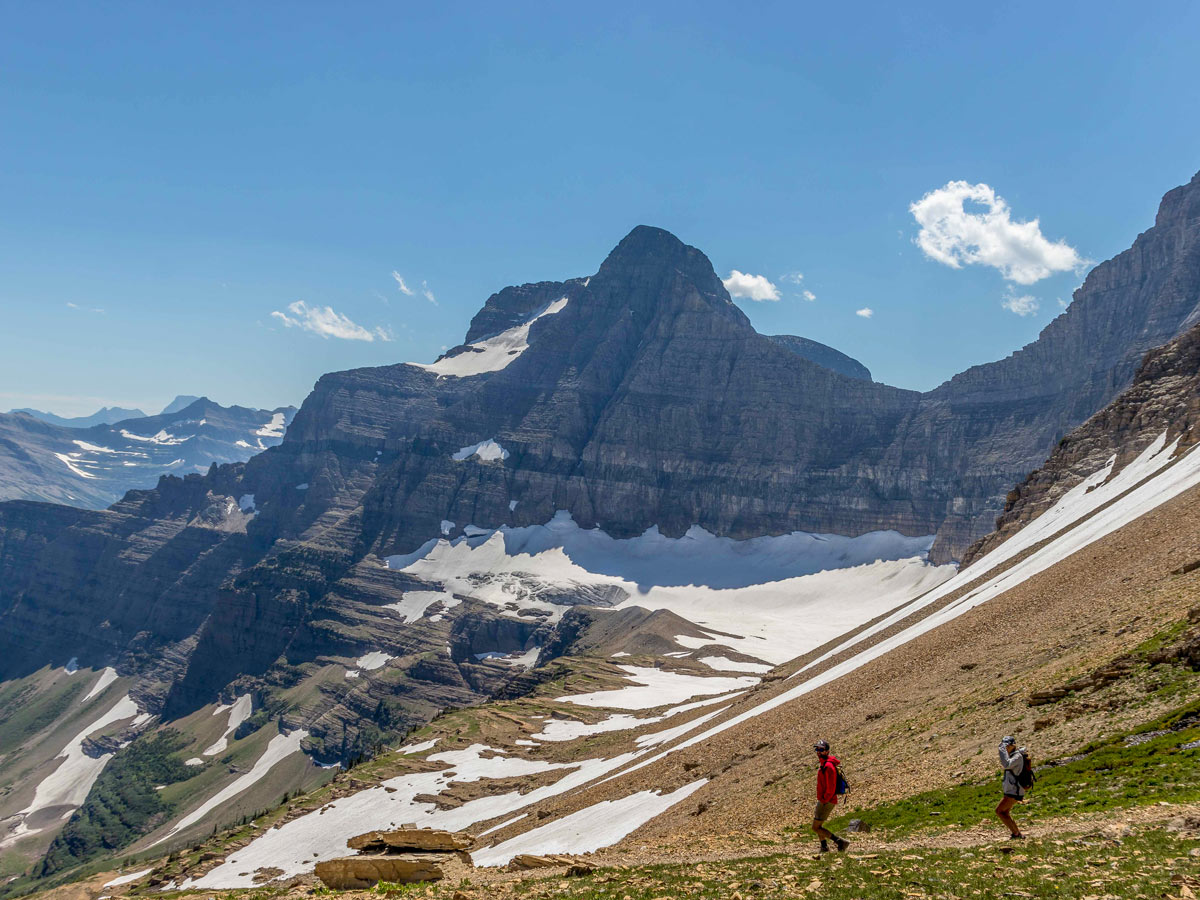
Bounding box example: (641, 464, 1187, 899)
(963, 317, 1200, 567)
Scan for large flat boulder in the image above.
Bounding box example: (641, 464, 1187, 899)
(314, 854, 445, 888)
(346, 828, 472, 853)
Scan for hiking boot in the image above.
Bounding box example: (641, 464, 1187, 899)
(835, 838, 850, 852)
(1008, 833, 1024, 840)
(813, 843, 830, 858)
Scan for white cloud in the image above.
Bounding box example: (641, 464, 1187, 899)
(421, 280, 438, 305)
(1002, 292, 1039, 317)
(910, 181, 1085, 284)
(802, 290, 816, 302)
(270, 301, 392, 342)
(856, 307, 874, 319)
(1057, 298, 1069, 309)
(391, 272, 414, 295)
(782, 271, 805, 284)
(66, 302, 105, 313)
(722, 270, 780, 302)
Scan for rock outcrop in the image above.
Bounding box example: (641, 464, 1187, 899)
(314, 828, 473, 888)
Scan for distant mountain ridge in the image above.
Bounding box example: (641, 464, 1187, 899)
(0, 397, 297, 508)
(10, 406, 147, 428)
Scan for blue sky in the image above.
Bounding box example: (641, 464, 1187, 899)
(3, 1, 1199, 416)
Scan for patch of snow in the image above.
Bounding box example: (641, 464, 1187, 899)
(295, 483, 308, 490)
(610, 651, 630, 658)
(472, 781, 707, 866)
(463, 524, 491, 537)
(452, 439, 510, 463)
(104, 868, 155, 887)
(152, 729, 309, 846)
(345, 670, 361, 679)
(440, 520, 455, 536)
(64, 657, 80, 674)
(532, 714, 657, 742)
(82, 667, 119, 702)
(697, 656, 772, 674)
(238, 494, 256, 513)
(408, 298, 568, 378)
(235, 440, 255, 449)
(119, 429, 185, 445)
(72, 440, 117, 454)
(514, 739, 538, 747)
(55, 453, 96, 479)
(509, 500, 519, 511)
(255, 412, 287, 438)
(203, 694, 252, 756)
(383, 589, 459, 624)
(558, 666, 757, 710)
(185, 758, 204, 767)
(398, 739, 438, 755)
(15, 694, 144, 823)
(356, 651, 393, 671)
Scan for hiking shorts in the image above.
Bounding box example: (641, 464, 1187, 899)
(813, 801, 836, 822)
(1003, 792, 1024, 802)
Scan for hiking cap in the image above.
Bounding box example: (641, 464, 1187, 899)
(1002, 735, 1016, 745)
(813, 739, 830, 752)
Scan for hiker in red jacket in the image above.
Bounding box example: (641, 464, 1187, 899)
(812, 739, 850, 855)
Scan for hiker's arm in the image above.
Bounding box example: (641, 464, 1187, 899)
(998, 744, 1019, 771)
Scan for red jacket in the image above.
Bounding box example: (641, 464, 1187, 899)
(817, 754, 840, 804)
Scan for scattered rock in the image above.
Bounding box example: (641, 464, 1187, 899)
(508, 854, 579, 870)
(846, 819, 872, 833)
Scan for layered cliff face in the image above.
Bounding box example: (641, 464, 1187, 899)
(0, 398, 297, 508)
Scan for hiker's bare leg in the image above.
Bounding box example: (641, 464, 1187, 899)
(812, 819, 833, 841)
(995, 797, 1021, 836)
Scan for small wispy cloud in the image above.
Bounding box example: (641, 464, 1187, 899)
(910, 181, 1086, 284)
(856, 307, 874, 319)
(270, 301, 392, 342)
(420, 280, 437, 305)
(782, 271, 805, 284)
(66, 302, 105, 314)
(802, 290, 816, 302)
(392, 271, 414, 296)
(723, 270, 781, 302)
(1001, 292, 1039, 317)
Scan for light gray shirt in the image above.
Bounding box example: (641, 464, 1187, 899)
(999, 743, 1025, 798)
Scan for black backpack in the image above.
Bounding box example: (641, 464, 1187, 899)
(1014, 751, 1035, 789)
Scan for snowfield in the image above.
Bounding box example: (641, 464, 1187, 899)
(386, 512, 953, 662)
(408, 298, 568, 378)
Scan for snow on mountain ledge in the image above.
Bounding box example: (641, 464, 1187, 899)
(407, 297, 568, 377)
(452, 439, 509, 462)
(384, 512, 954, 663)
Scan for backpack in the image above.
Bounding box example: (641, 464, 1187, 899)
(835, 764, 851, 796)
(1014, 751, 1035, 790)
